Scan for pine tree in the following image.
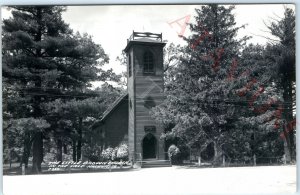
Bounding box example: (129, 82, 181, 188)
(2, 6, 115, 172)
(43, 84, 122, 162)
(152, 5, 249, 164)
(264, 7, 296, 162)
(230, 43, 285, 163)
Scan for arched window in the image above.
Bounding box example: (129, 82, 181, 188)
(143, 51, 154, 74)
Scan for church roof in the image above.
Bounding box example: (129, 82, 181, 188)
(101, 93, 128, 122)
(92, 93, 128, 129)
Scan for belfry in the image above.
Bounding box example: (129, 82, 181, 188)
(124, 32, 166, 161)
(92, 32, 168, 165)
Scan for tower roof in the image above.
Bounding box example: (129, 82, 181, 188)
(124, 31, 166, 52)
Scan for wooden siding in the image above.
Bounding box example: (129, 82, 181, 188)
(103, 99, 128, 147)
(92, 97, 128, 148)
(130, 43, 166, 160)
(127, 48, 136, 160)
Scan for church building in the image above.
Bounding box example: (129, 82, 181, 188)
(92, 32, 167, 163)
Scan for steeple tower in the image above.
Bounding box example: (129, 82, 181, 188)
(124, 31, 166, 161)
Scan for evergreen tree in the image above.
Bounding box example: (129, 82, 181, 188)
(230, 44, 285, 163)
(2, 6, 117, 172)
(264, 7, 296, 162)
(43, 84, 122, 162)
(152, 5, 249, 164)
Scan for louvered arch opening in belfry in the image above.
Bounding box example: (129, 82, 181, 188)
(143, 50, 154, 73)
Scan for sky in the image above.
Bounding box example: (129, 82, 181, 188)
(1, 4, 295, 87)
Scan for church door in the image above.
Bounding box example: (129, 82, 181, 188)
(142, 133, 157, 159)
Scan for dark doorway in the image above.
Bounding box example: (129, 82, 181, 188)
(142, 133, 157, 159)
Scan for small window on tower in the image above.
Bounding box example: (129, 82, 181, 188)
(143, 51, 154, 74)
(128, 54, 132, 77)
(144, 96, 156, 109)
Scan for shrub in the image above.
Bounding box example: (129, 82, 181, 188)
(62, 153, 73, 162)
(168, 145, 180, 164)
(82, 143, 104, 162)
(44, 152, 56, 162)
(116, 143, 129, 160)
(101, 143, 129, 161)
(101, 147, 114, 161)
(111, 147, 118, 161)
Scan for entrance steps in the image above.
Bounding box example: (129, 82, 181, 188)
(141, 159, 171, 168)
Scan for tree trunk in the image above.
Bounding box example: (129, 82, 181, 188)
(63, 144, 67, 154)
(76, 117, 83, 162)
(282, 79, 294, 162)
(213, 141, 218, 163)
(56, 138, 63, 163)
(21, 132, 31, 168)
(32, 132, 43, 173)
(72, 140, 77, 162)
(198, 150, 201, 166)
(32, 7, 44, 173)
(287, 81, 295, 161)
(213, 141, 222, 165)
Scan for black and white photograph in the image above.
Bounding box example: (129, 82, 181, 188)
(1, 3, 297, 195)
